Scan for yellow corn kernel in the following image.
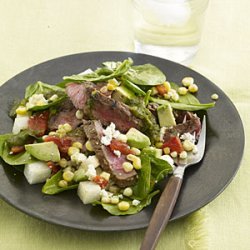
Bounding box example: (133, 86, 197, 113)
(107, 83, 117, 91)
(182, 77, 194, 87)
(127, 154, 142, 170)
(59, 158, 68, 168)
(85, 140, 94, 152)
(75, 110, 84, 120)
(100, 171, 111, 181)
(101, 197, 111, 204)
(108, 78, 119, 86)
(118, 201, 130, 211)
(131, 147, 141, 156)
(178, 87, 188, 96)
(68, 146, 80, 156)
(16, 106, 27, 115)
(170, 151, 178, 158)
(183, 140, 195, 152)
(155, 142, 163, 149)
(63, 123, 72, 133)
(123, 187, 133, 197)
(211, 93, 219, 100)
(58, 180, 68, 188)
(163, 147, 170, 155)
(122, 162, 134, 172)
(63, 171, 74, 182)
(163, 81, 171, 92)
(110, 196, 119, 204)
(188, 84, 198, 93)
(72, 141, 83, 150)
(179, 151, 188, 159)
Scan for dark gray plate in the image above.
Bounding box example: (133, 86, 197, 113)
(0, 51, 245, 231)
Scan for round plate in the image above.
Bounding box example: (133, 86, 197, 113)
(0, 51, 245, 231)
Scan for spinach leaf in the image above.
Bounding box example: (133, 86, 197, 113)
(150, 97, 215, 111)
(25, 81, 65, 99)
(6, 130, 32, 147)
(0, 134, 12, 157)
(42, 170, 78, 195)
(123, 64, 166, 86)
(94, 190, 159, 216)
(63, 58, 133, 83)
(132, 151, 152, 199)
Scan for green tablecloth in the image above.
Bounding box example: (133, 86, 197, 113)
(0, 1, 249, 249)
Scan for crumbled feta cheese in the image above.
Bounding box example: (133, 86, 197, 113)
(49, 94, 58, 101)
(159, 127, 167, 141)
(180, 132, 196, 144)
(160, 155, 175, 167)
(100, 189, 109, 197)
(101, 122, 121, 146)
(85, 164, 96, 180)
(71, 152, 87, 165)
(85, 155, 100, 168)
(113, 150, 121, 157)
(26, 94, 48, 110)
(132, 199, 141, 206)
(101, 135, 112, 146)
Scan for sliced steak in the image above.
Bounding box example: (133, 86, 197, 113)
(85, 91, 142, 133)
(83, 120, 137, 188)
(48, 99, 82, 130)
(163, 112, 201, 141)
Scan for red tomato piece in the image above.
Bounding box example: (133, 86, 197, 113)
(92, 176, 109, 189)
(28, 111, 49, 137)
(109, 139, 133, 155)
(162, 136, 184, 153)
(156, 84, 167, 96)
(44, 136, 72, 155)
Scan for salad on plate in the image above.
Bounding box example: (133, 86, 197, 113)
(0, 58, 215, 215)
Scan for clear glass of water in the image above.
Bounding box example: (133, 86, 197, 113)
(133, 0, 209, 64)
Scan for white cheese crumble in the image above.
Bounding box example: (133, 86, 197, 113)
(132, 199, 141, 206)
(101, 122, 121, 146)
(70, 152, 87, 165)
(180, 132, 196, 144)
(85, 164, 96, 180)
(113, 150, 121, 157)
(26, 94, 48, 110)
(160, 155, 175, 169)
(159, 126, 167, 141)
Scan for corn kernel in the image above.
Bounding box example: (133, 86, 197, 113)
(163, 81, 171, 92)
(192, 145, 198, 154)
(188, 84, 198, 93)
(100, 171, 111, 181)
(183, 140, 195, 152)
(16, 106, 27, 115)
(172, 93, 179, 101)
(63, 123, 72, 132)
(122, 162, 134, 172)
(63, 171, 74, 182)
(49, 94, 58, 101)
(118, 201, 130, 211)
(58, 180, 68, 188)
(59, 158, 68, 168)
(123, 187, 133, 197)
(108, 78, 119, 86)
(163, 93, 171, 100)
(163, 147, 170, 155)
(127, 154, 142, 170)
(182, 77, 194, 87)
(178, 87, 188, 96)
(155, 142, 163, 148)
(72, 141, 83, 150)
(75, 110, 84, 120)
(68, 146, 80, 156)
(107, 83, 117, 91)
(131, 147, 141, 155)
(179, 151, 188, 159)
(48, 131, 57, 136)
(170, 151, 178, 158)
(101, 196, 111, 204)
(211, 93, 219, 100)
(85, 140, 94, 152)
(110, 196, 119, 204)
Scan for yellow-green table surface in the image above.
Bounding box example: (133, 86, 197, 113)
(0, 1, 249, 249)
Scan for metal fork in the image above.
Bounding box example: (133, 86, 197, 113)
(140, 116, 206, 250)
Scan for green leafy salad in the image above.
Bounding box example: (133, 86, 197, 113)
(0, 58, 215, 215)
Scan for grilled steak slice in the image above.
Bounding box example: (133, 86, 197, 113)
(48, 99, 82, 130)
(83, 120, 137, 187)
(85, 91, 142, 133)
(163, 112, 201, 141)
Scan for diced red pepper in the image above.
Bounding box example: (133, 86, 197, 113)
(92, 175, 109, 189)
(156, 84, 167, 96)
(162, 136, 184, 153)
(109, 139, 133, 155)
(47, 161, 60, 175)
(44, 136, 72, 155)
(28, 111, 49, 137)
(10, 145, 25, 155)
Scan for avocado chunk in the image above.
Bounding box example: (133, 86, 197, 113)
(25, 142, 60, 162)
(143, 147, 162, 158)
(157, 104, 176, 127)
(126, 128, 151, 149)
(112, 85, 136, 103)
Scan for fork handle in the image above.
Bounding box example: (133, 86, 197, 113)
(140, 176, 183, 250)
